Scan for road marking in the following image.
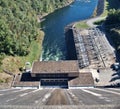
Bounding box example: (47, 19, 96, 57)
(19, 89, 40, 97)
(40, 89, 54, 104)
(0, 89, 25, 96)
(42, 93, 51, 102)
(82, 89, 112, 103)
(31, 89, 41, 93)
(99, 96, 111, 102)
(105, 99, 111, 102)
(6, 89, 40, 102)
(82, 89, 101, 97)
(35, 100, 39, 104)
(6, 98, 16, 102)
(34, 89, 51, 104)
(12, 89, 27, 93)
(1, 89, 14, 91)
(27, 89, 40, 95)
(20, 93, 28, 97)
(95, 88, 120, 96)
(68, 90, 82, 104)
(41, 89, 54, 103)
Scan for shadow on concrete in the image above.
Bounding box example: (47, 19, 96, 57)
(109, 71, 120, 82)
(104, 82, 120, 88)
(20, 73, 40, 82)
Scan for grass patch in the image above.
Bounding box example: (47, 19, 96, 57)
(75, 21, 89, 29)
(21, 31, 44, 64)
(21, 40, 42, 64)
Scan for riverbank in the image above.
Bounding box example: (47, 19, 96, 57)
(92, 0, 105, 17)
(82, 0, 120, 28)
(75, 0, 105, 28)
(37, 0, 74, 22)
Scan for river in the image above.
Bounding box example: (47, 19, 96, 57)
(41, 0, 98, 61)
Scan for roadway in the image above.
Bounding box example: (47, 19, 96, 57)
(0, 88, 120, 108)
(86, 16, 106, 27)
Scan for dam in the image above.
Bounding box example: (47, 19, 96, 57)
(12, 25, 115, 88)
(11, 0, 115, 88)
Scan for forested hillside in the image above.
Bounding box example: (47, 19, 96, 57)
(0, 0, 73, 84)
(104, 0, 120, 54)
(0, 0, 73, 57)
(105, 9, 120, 52)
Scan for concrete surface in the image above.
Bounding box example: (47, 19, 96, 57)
(0, 88, 119, 108)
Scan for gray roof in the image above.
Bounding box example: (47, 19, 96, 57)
(31, 61, 79, 74)
(68, 73, 94, 87)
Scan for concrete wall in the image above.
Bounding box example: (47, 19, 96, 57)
(65, 28, 77, 60)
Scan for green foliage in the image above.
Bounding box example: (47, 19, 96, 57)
(0, 0, 72, 57)
(106, 0, 120, 10)
(0, 0, 38, 56)
(105, 8, 120, 53)
(94, 19, 105, 25)
(105, 9, 120, 25)
(31, 0, 73, 14)
(110, 29, 120, 51)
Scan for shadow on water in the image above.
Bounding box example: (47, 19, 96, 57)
(65, 27, 77, 60)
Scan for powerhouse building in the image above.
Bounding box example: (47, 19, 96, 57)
(13, 61, 94, 88)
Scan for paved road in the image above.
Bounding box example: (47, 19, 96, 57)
(0, 88, 120, 107)
(0, 88, 120, 109)
(86, 17, 106, 27)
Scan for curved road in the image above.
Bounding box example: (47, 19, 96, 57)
(86, 16, 106, 27)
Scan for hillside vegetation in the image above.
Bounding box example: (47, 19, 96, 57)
(0, 0, 73, 83)
(0, 0, 73, 57)
(104, 0, 120, 53)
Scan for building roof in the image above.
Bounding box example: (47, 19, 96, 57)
(68, 72, 94, 87)
(31, 61, 79, 74)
